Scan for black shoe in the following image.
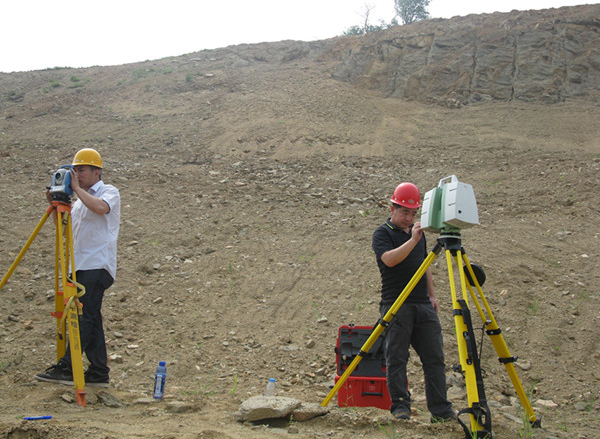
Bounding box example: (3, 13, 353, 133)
(430, 412, 456, 423)
(85, 369, 109, 388)
(34, 364, 73, 386)
(393, 409, 411, 420)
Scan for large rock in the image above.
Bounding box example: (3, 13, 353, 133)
(291, 402, 329, 422)
(236, 396, 302, 422)
(235, 396, 329, 423)
(331, 5, 600, 106)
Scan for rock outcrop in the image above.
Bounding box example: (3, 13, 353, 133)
(331, 4, 600, 106)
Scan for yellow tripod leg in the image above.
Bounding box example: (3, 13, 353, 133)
(64, 281, 86, 407)
(1, 201, 87, 407)
(462, 254, 540, 426)
(321, 245, 441, 407)
(56, 207, 86, 407)
(447, 249, 487, 436)
(53, 211, 67, 359)
(0, 205, 52, 291)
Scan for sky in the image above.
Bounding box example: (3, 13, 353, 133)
(0, 0, 590, 73)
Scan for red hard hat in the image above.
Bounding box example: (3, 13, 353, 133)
(390, 182, 421, 208)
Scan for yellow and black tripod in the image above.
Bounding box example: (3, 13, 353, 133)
(321, 232, 541, 438)
(1, 198, 87, 407)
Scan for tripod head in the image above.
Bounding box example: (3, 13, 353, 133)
(437, 234, 463, 252)
(50, 192, 72, 204)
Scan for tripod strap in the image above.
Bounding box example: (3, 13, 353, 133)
(57, 277, 86, 337)
(457, 299, 492, 438)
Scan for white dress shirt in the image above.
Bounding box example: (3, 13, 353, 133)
(71, 180, 120, 280)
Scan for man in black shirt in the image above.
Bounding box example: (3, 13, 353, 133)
(372, 182, 454, 422)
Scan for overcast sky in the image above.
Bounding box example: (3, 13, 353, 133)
(0, 0, 590, 73)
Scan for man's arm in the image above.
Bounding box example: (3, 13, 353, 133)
(73, 188, 110, 215)
(380, 222, 423, 268)
(70, 169, 110, 215)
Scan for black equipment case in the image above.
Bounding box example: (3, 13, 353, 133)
(336, 324, 386, 377)
(334, 325, 391, 409)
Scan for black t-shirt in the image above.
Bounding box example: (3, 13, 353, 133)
(372, 219, 429, 305)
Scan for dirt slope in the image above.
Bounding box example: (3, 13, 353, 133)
(1, 5, 599, 439)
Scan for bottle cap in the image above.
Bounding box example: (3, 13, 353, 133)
(159, 361, 166, 366)
(269, 378, 275, 382)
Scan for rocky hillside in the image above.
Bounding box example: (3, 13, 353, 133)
(334, 4, 600, 105)
(0, 4, 599, 439)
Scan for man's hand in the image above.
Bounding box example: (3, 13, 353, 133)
(69, 168, 81, 193)
(411, 221, 423, 242)
(381, 221, 425, 268)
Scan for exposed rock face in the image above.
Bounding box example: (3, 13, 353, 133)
(331, 5, 600, 106)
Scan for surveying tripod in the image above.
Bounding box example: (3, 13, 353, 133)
(321, 232, 541, 438)
(0, 199, 87, 407)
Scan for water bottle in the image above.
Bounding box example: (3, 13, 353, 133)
(153, 361, 167, 399)
(264, 378, 276, 396)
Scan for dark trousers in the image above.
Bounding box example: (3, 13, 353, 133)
(60, 269, 113, 376)
(380, 302, 453, 417)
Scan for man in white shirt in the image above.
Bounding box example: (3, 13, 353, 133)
(35, 148, 120, 388)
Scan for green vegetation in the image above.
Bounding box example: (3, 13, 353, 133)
(583, 392, 596, 412)
(131, 66, 173, 84)
(42, 66, 71, 71)
(344, 0, 430, 35)
(229, 374, 238, 395)
(312, 301, 322, 319)
(181, 377, 217, 397)
(7, 90, 25, 102)
(518, 385, 539, 438)
(344, 20, 397, 35)
(395, 0, 430, 24)
(68, 75, 90, 88)
(376, 421, 399, 438)
(132, 68, 150, 79)
(528, 298, 540, 314)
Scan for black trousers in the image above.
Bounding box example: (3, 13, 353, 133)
(380, 302, 453, 417)
(60, 269, 113, 376)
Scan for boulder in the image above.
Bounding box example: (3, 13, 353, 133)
(236, 396, 302, 422)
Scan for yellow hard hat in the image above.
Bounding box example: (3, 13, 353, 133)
(72, 148, 103, 168)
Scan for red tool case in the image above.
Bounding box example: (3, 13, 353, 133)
(334, 325, 391, 410)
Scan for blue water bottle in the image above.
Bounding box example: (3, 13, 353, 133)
(153, 361, 167, 399)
